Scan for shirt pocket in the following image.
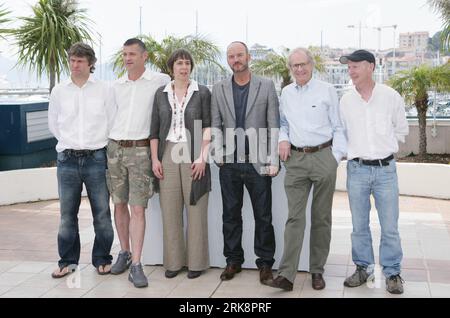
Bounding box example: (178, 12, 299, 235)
(305, 103, 329, 129)
(375, 113, 391, 136)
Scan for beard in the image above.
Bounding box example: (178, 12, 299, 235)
(232, 62, 249, 73)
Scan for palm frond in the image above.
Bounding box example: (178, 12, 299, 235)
(0, 4, 11, 39)
(111, 34, 223, 77)
(428, 0, 450, 49)
(12, 0, 94, 90)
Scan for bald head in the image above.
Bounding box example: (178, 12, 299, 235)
(227, 41, 249, 54)
(226, 41, 251, 74)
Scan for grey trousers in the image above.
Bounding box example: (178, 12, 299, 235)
(159, 142, 209, 271)
(278, 147, 338, 283)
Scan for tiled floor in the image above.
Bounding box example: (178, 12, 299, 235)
(0, 192, 449, 298)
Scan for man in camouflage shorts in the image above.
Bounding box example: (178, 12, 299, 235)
(107, 38, 170, 288)
(107, 142, 153, 206)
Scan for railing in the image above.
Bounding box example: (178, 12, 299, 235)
(0, 88, 50, 96)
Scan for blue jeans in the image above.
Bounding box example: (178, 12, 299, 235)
(56, 149, 114, 268)
(219, 163, 275, 268)
(346, 159, 402, 277)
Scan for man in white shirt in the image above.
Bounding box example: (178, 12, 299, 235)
(48, 43, 114, 279)
(339, 50, 409, 294)
(268, 47, 346, 292)
(107, 38, 170, 288)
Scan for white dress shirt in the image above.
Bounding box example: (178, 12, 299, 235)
(163, 80, 199, 143)
(108, 69, 171, 140)
(339, 83, 409, 160)
(48, 76, 113, 152)
(279, 79, 347, 162)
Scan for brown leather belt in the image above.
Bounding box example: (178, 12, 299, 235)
(291, 139, 332, 153)
(112, 139, 150, 147)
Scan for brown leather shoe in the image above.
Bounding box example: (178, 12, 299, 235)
(312, 273, 326, 290)
(220, 264, 242, 281)
(259, 266, 273, 284)
(267, 275, 293, 291)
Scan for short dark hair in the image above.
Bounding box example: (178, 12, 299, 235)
(67, 42, 97, 73)
(167, 49, 195, 75)
(123, 38, 147, 52)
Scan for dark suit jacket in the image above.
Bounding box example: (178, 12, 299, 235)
(150, 83, 211, 205)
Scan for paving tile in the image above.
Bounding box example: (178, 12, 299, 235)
(401, 269, 429, 282)
(8, 262, 53, 274)
(0, 261, 20, 273)
(402, 258, 426, 269)
(0, 272, 35, 287)
(429, 270, 450, 284)
(41, 287, 90, 298)
(0, 286, 12, 296)
(20, 273, 63, 289)
(429, 283, 450, 297)
(1, 194, 450, 298)
(425, 259, 450, 270)
(300, 290, 344, 298)
(323, 264, 348, 277)
(1, 286, 51, 298)
(326, 254, 349, 266)
(82, 288, 128, 298)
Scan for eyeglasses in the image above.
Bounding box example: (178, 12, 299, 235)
(290, 62, 310, 69)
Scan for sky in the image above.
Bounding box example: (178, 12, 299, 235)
(0, 0, 444, 65)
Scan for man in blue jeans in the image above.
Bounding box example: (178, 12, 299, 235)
(211, 41, 280, 284)
(48, 43, 114, 278)
(339, 50, 409, 294)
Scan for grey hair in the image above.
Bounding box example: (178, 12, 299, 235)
(287, 47, 315, 68)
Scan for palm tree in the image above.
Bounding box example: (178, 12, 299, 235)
(389, 64, 450, 157)
(12, 0, 93, 92)
(251, 48, 292, 89)
(112, 34, 223, 78)
(428, 0, 450, 50)
(251, 47, 326, 90)
(0, 4, 11, 39)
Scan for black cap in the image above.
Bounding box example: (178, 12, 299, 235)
(339, 50, 376, 65)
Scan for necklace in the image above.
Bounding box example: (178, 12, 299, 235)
(171, 81, 190, 141)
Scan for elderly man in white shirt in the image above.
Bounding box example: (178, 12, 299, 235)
(48, 43, 114, 279)
(268, 47, 346, 292)
(107, 38, 170, 288)
(339, 50, 409, 295)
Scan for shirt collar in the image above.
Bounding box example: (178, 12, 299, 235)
(163, 79, 199, 94)
(64, 75, 96, 87)
(117, 68, 155, 83)
(295, 78, 314, 91)
(352, 82, 378, 101)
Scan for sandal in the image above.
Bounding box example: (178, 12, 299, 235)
(51, 265, 76, 279)
(97, 264, 112, 275)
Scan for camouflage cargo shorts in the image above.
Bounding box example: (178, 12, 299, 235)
(106, 140, 154, 208)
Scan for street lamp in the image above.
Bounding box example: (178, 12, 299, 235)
(347, 21, 362, 49)
(374, 25, 398, 76)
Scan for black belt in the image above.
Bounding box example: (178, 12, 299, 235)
(291, 139, 332, 153)
(352, 155, 394, 166)
(63, 148, 104, 157)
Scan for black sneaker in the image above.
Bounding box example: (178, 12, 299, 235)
(386, 274, 404, 294)
(344, 265, 374, 287)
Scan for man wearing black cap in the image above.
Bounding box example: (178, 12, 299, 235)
(339, 49, 409, 294)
